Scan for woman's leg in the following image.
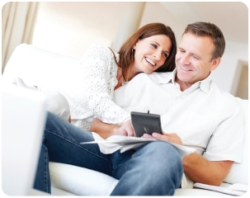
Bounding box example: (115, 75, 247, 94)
(33, 112, 113, 193)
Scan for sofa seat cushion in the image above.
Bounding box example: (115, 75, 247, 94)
(174, 189, 231, 196)
(50, 162, 235, 196)
(49, 162, 118, 196)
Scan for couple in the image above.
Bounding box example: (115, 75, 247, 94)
(33, 22, 244, 195)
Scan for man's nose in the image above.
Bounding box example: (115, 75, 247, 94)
(180, 54, 190, 65)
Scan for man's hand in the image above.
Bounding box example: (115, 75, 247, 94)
(142, 132, 183, 145)
(114, 119, 135, 137)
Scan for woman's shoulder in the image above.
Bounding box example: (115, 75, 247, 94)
(87, 43, 113, 56)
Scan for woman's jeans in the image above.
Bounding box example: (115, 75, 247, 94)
(33, 112, 183, 195)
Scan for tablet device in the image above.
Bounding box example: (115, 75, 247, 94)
(131, 111, 162, 137)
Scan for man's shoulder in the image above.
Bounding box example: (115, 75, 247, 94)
(131, 72, 172, 84)
(148, 72, 173, 84)
(210, 81, 240, 109)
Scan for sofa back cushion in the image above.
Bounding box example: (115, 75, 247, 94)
(3, 43, 80, 90)
(224, 98, 248, 184)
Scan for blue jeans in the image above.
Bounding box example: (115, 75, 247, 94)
(33, 112, 183, 195)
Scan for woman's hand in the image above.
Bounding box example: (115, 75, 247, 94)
(113, 119, 135, 137)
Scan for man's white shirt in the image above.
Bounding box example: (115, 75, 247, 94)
(113, 69, 244, 188)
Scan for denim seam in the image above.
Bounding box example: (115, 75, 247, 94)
(44, 149, 48, 193)
(113, 162, 127, 170)
(45, 129, 112, 164)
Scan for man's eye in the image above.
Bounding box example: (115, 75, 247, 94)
(179, 49, 185, 53)
(193, 55, 198, 59)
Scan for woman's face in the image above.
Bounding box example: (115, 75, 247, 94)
(132, 34, 172, 74)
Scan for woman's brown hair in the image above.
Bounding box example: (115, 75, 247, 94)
(110, 23, 177, 81)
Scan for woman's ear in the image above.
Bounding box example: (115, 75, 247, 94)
(133, 39, 140, 50)
(133, 43, 137, 50)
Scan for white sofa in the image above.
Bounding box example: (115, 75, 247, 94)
(2, 44, 249, 196)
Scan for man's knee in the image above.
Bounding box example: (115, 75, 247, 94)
(135, 141, 183, 190)
(142, 141, 183, 176)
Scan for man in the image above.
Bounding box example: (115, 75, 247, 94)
(90, 22, 244, 188)
(34, 22, 244, 195)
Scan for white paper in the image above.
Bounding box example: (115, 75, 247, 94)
(194, 183, 247, 196)
(81, 133, 196, 158)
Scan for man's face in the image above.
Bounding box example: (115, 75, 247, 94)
(175, 33, 219, 85)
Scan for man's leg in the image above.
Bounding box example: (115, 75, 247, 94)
(33, 112, 115, 193)
(110, 141, 183, 195)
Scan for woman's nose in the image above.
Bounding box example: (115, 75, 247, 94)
(154, 51, 161, 61)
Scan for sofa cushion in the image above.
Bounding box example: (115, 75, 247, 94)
(49, 162, 118, 196)
(223, 98, 248, 184)
(3, 43, 79, 89)
(174, 188, 231, 196)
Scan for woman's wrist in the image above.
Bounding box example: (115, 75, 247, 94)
(112, 125, 120, 135)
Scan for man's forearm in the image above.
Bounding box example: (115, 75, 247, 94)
(89, 118, 119, 139)
(182, 153, 232, 186)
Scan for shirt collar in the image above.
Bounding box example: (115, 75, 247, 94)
(152, 69, 176, 84)
(152, 69, 212, 93)
(198, 73, 212, 93)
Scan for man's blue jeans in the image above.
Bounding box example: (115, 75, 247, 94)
(33, 112, 183, 195)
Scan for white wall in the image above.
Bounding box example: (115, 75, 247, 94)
(139, 2, 185, 46)
(211, 42, 248, 93)
(32, 2, 130, 58)
(235, 65, 248, 99)
(32, 2, 248, 95)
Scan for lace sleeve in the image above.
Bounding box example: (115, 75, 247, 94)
(81, 43, 130, 125)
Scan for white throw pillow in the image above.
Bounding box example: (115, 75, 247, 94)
(12, 77, 70, 122)
(224, 98, 248, 184)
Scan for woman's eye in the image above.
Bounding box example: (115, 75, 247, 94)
(151, 44, 157, 48)
(164, 53, 168, 58)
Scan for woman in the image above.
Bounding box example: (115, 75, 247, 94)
(34, 24, 181, 194)
(59, 23, 176, 130)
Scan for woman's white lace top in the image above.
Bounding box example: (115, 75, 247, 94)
(58, 43, 130, 129)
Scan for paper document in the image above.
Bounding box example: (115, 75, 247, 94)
(81, 133, 196, 158)
(194, 183, 248, 196)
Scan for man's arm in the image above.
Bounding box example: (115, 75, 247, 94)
(90, 118, 135, 139)
(143, 132, 234, 186)
(182, 153, 233, 186)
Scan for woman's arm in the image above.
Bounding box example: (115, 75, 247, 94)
(82, 43, 130, 125)
(90, 118, 119, 139)
(90, 118, 135, 139)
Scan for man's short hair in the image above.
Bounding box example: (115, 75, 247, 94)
(184, 22, 225, 61)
